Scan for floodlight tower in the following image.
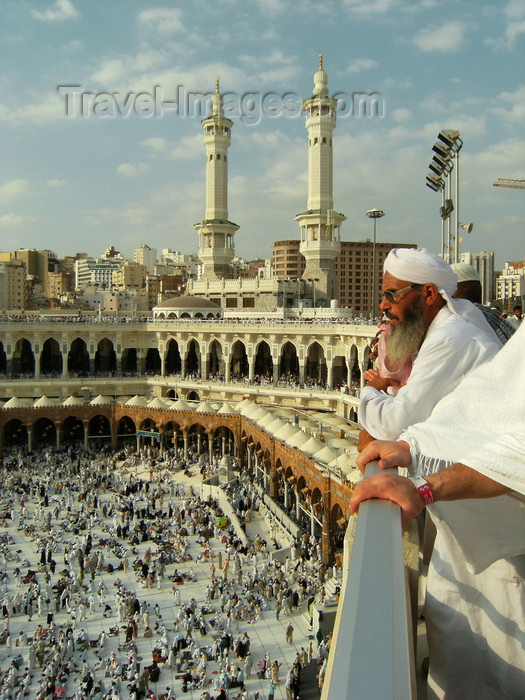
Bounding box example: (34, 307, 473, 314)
(425, 130, 463, 262)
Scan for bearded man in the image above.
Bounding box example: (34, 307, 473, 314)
(358, 248, 501, 447)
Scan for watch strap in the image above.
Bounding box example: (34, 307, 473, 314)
(408, 476, 434, 506)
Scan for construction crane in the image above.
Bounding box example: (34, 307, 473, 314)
(493, 178, 525, 189)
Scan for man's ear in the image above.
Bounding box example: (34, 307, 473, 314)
(421, 283, 440, 306)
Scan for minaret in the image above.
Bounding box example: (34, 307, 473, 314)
(295, 54, 346, 306)
(194, 78, 239, 280)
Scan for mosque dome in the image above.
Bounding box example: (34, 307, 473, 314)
(153, 295, 222, 320)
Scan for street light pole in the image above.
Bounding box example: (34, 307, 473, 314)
(366, 209, 385, 320)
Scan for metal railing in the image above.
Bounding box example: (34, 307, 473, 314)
(322, 462, 415, 699)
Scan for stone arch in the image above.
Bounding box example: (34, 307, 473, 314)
(230, 340, 248, 380)
(330, 502, 346, 558)
(165, 338, 182, 376)
(12, 338, 35, 377)
(278, 341, 299, 382)
(117, 416, 136, 439)
(140, 418, 158, 432)
(144, 348, 161, 375)
(208, 339, 223, 379)
(62, 416, 84, 444)
(33, 417, 56, 448)
(212, 425, 236, 457)
(94, 338, 117, 375)
(40, 337, 62, 376)
(88, 415, 112, 443)
(187, 422, 209, 456)
(68, 338, 90, 377)
(3, 419, 27, 449)
(254, 340, 273, 381)
(184, 339, 201, 377)
(305, 341, 327, 387)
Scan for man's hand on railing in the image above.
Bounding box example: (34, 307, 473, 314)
(356, 439, 412, 472)
(349, 471, 425, 530)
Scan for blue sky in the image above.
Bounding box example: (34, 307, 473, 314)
(1, 0, 524, 269)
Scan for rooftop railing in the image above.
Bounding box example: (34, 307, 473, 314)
(322, 462, 416, 699)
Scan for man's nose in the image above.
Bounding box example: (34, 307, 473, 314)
(379, 294, 390, 312)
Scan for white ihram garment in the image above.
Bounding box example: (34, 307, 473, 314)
(401, 322, 525, 699)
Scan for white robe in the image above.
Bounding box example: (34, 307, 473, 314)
(401, 322, 525, 698)
(360, 303, 500, 441)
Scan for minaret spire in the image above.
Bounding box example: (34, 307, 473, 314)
(294, 55, 346, 306)
(194, 78, 239, 280)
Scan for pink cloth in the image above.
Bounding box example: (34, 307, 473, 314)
(376, 324, 412, 384)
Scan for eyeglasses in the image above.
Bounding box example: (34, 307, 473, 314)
(380, 284, 418, 304)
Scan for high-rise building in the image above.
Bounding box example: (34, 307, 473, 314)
(272, 240, 305, 280)
(0, 260, 26, 310)
(496, 261, 525, 309)
(134, 244, 157, 275)
(112, 262, 146, 291)
(272, 240, 416, 314)
(74, 257, 123, 290)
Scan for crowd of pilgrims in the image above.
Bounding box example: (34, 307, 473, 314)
(0, 444, 333, 699)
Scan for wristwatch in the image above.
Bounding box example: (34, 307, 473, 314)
(408, 476, 434, 506)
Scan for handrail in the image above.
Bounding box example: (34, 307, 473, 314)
(322, 462, 414, 699)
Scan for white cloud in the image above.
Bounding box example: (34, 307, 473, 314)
(413, 21, 468, 52)
(490, 85, 525, 125)
(137, 8, 185, 37)
(141, 138, 169, 153)
(341, 0, 399, 14)
(505, 0, 525, 19)
(170, 135, 204, 161)
(253, 0, 290, 15)
(345, 59, 379, 75)
(0, 214, 33, 228)
(239, 50, 297, 69)
(32, 0, 79, 22)
(47, 179, 67, 187)
(504, 19, 525, 44)
(0, 180, 31, 201)
(392, 108, 411, 123)
(90, 50, 168, 87)
(0, 93, 66, 124)
(116, 164, 151, 177)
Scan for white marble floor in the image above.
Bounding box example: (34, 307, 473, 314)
(0, 463, 317, 700)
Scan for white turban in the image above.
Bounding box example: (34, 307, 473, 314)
(384, 248, 458, 296)
(384, 247, 498, 337)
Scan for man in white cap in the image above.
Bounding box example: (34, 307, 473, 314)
(450, 262, 515, 345)
(359, 248, 501, 447)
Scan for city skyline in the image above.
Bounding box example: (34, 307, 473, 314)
(1, 0, 524, 269)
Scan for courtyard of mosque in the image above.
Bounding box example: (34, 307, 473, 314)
(0, 446, 332, 699)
